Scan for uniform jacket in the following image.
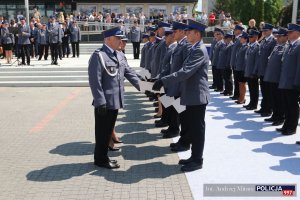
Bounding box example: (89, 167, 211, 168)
(244, 42, 259, 78)
(264, 43, 287, 83)
(88, 44, 140, 109)
(144, 42, 155, 72)
(235, 43, 248, 72)
(209, 39, 217, 61)
(139, 41, 151, 68)
(257, 35, 277, 76)
(159, 42, 177, 79)
(129, 26, 142, 43)
(62, 27, 71, 44)
(279, 40, 300, 89)
(161, 41, 210, 105)
(217, 41, 233, 69)
(151, 38, 167, 78)
(212, 40, 225, 67)
(230, 36, 242, 68)
(70, 26, 81, 42)
(47, 22, 62, 44)
(18, 24, 31, 45)
(1, 28, 14, 44)
(37, 29, 48, 45)
(162, 37, 191, 97)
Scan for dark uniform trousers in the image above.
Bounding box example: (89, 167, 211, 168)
(94, 108, 118, 162)
(20, 44, 30, 65)
(71, 42, 80, 57)
(222, 68, 233, 93)
(50, 43, 59, 62)
(132, 42, 140, 59)
(215, 69, 224, 90)
(281, 89, 299, 131)
(211, 66, 217, 88)
(38, 44, 49, 60)
(177, 110, 190, 146)
(62, 42, 70, 57)
(233, 69, 240, 97)
(247, 77, 259, 107)
(259, 76, 272, 113)
(186, 105, 206, 161)
(58, 43, 63, 59)
(165, 105, 180, 131)
(269, 83, 284, 120)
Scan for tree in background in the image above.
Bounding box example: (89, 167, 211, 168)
(278, 2, 293, 27)
(214, 0, 283, 26)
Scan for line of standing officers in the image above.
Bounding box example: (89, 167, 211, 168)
(209, 23, 300, 144)
(140, 19, 210, 172)
(0, 16, 81, 66)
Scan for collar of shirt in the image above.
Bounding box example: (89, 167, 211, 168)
(249, 41, 258, 47)
(168, 41, 177, 49)
(290, 38, 300, 46)
(178, 36, 187, 45)
(236, 34, 242, 38)
(192, 41, 201, 49)
(104, 44, 115, 54)
(265, 35, 273, 41)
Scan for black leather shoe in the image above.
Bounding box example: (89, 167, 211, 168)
(224, 93, 233, 96)
(243, 104, 250, 108)
(296, 141, 300, 145)
(230, 96, 238, 100)
(209, 86, 215, 89)
(180, 161, 203, 172)
(254, 109, 263, 114)
(94, 161, 120, 169)
(276, 127, 286, 132)
(235, 100, 246, 104)
(155, 108, 159, 112)
(162, 130, 179, 138)
(109, 159, 118, 164)
(171, 144, 190, 152)
(246, 106, 257, 110)
(170, 142, 177, 148)
(261, 112, 272, 117)
(161, 129, 169, 134)
(155, 119, 161, 124)
(264, 117, 275, 122)
(155, 121, 168, 128)
(108, 146, 120, 151)
(282, 129, 296, 135)
(272, 120, 284, 126)
(220, 91, 226, 94)
(179, 157, 194, 165)
(153, 102, 159, 107)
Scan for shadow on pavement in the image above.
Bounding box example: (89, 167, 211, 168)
(26, 162, 181, 183)
(49, 141, 94, 156)
(121, 132, 161, 144)
(121, 145, 173, 160)
(253, 142, 300, 157)
(270, 158, 300, 175)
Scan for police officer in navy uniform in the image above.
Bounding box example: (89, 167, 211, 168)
(47, 15, 62, 65)
(70, 21, 81, 58)
(129, 21, 142, 59)
(144, 32, 156, 72)
(235, 31, 249, 104)
(263, 27, 288, 126)
(255, 23, 277, 116)
(153, 19, 210, 172)
(230, 25, 244, 100)
(37, 23, 49, 60)
(139, 34, 150, 68)
(17, 17, 31, 65)
(212, 28, 225, 92)
(218, 32, 233, 96)
(157, 28, 178, 138)
(277, 23, 300, 137)
(88, 27, 141, 169)
(209, 31, 218, 89)
(244, 30, 260, 110)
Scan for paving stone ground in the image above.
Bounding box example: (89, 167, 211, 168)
(0, 87, 193, 200)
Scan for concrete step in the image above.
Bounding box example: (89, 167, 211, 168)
(0, 71, 87, 76)
(0, 75, 88, 81)
(0, 67, 87, 72)
(0, 80, 89, 87)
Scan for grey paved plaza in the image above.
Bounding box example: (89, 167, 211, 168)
(0, 87, 193, 200)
